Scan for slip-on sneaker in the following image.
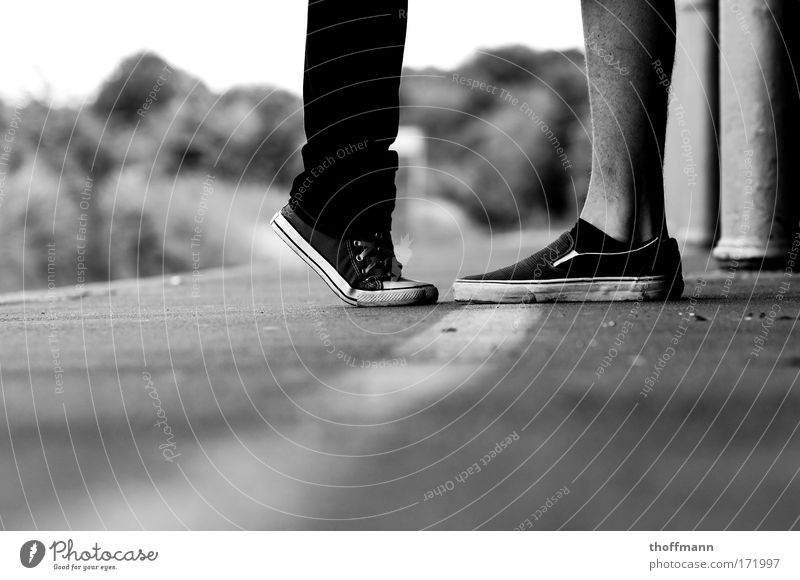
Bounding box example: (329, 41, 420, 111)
(453, 219, 684, 303)
(270, 205, 438, 307)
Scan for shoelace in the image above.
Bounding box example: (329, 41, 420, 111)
(353, 233, 401, 280)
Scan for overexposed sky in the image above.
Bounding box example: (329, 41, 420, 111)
(3, 0, 582, 104)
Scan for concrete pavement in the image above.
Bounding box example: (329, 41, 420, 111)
(1, 220, 799, 530)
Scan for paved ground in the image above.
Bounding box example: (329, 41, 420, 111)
(1, 218, 799, 530)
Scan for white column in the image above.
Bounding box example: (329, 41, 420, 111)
(664, 0, 719, 248)
(713, 0, 800, 267)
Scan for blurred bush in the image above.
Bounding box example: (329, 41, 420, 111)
(0, 45, 591, 292)
(0, 51, 303, 292)
(401, 45, 591, 228)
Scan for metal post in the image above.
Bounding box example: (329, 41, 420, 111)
(392, 125, 427, 234)
(713, 0, 800, 267)
(665, 0, 719, 248)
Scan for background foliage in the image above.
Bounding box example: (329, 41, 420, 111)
(0, 47, 590, 291)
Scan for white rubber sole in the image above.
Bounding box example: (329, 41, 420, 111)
(270, 211, 438, 307)
(452, 276, 671, 303)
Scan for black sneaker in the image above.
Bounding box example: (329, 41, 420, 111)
(270, 205, 438, 307)
(453, 219, 684, 303)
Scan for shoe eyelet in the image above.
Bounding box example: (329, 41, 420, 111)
(355, 255, 363, 262)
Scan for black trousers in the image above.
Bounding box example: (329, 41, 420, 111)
(288, 0, 408, 238)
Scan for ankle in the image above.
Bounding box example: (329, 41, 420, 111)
(580, 186, 666, 243)
(579, 211, 669, 245)
(578, 209, 634, 244)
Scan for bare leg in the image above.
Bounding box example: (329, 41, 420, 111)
(579, 0, 676, 243)
(453, 0, 684, 303)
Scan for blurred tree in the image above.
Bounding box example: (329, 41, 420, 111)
(211, 86, 303, 184)
(0, 45, 593, 293)
(28, 103, 115, 181)
(93, 52, 177, 123)
(401, 45, 591, 228)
